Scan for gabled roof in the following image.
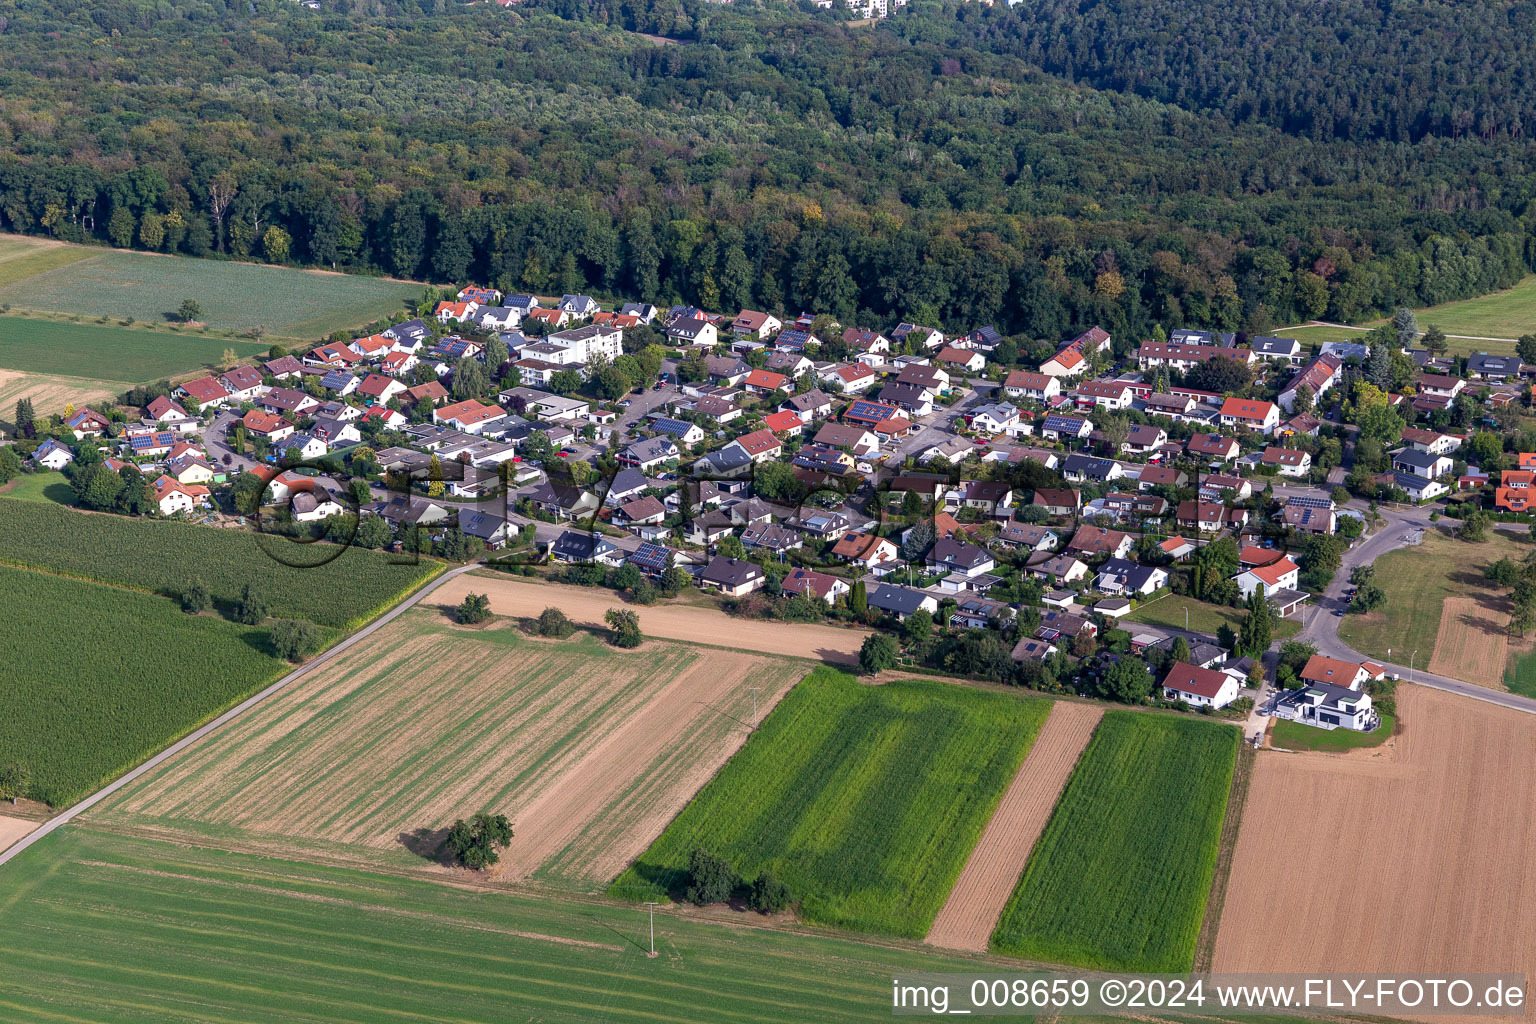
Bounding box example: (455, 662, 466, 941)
(1162, 662, 1231, 699)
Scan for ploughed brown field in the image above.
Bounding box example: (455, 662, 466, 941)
(1215, 686, 1536, 1022)
(1426, 596, 1513, 685)
(436, 573, 871, 664)
(90, 608, 805, 888)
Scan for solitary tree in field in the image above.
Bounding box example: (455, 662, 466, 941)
(858, 632, 898, 675)
(234, 583, 268, 625)
(0, 761, 30, 804)
(536, 606, 574, 638)
(444, 812, 514, 870)
(181, 579, 211, 614)
(455, 592, 491, 625)
(269, 619, 321, 662)
(178, 298, 202, 323)
(604, 607, 642, 647)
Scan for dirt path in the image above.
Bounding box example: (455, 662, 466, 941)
(1427, 596, 1510, 686)
(1214, 686, 1536, 1024)
(437, 575, 870, 665)
(0, 815, 38, 854)
(924, 702, 1103, 952)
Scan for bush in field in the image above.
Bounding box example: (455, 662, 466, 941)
(444, 812, 514, 870)
(455, 592, 491, 624)
(536, 606, 574, 638)
(234, 584, 268, 625)
(0, 498, 439, 629)
(181, 579, 211, 614)
(269, 619, 321, 662)
(989, 712, 1239, 971)
(685, 848, 740, 906)
(0, 761, 31, 805)
(604, 607, 642, 647)
(748, 871, 793, 914)
(858, 632, 898, 674)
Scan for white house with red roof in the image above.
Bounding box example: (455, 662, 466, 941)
(179, 375, 231, 412)
(783, 567, 851, 605)
(1219, 397, 1279, 434)
(241, 409, 293, 441)
(1003, 370, 1060, 402)
(762, 410, 805, 437)
(433, 399, 507, 434)
(151, 474, 206, 516)
(1039, 345, 1086, 377)
(731, 310, 782, 340)
(1300, 655, 1384, 691)
(357, 373, 407, 405)
(1161, 661, 1241, 709)
(731, 428, 783, 463)
(742, 369, 789, 395)
(1234, 555, 1300, 599)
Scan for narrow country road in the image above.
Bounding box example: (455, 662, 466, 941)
(0, 560, 482, 869)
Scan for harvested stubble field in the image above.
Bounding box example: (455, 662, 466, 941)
(0, 234, 415, 339)
(0, 497, 440, 629)
(990, 712, 1240, 972)
(0, 826, 1019, 1024)
(925, 701, 1103, 953)
(0, 564, 302, 807)
(0, 367, 116, 426)
(441, 572, 871, 663)
(1215, 686, 1536, 1023)
(94, 609, 805, 887)
(613, 667, 1052, 939)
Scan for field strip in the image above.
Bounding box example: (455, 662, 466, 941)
(1426, 596, 1510, 687)
(0, 816, 38, 855)
(437, 574, 870, 664)
(924, 702, 1102, 952)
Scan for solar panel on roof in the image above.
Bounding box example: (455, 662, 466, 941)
(1285, 496, 1332, 509)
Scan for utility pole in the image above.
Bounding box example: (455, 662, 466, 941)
(1410, 649, 1417, 683)
(1184, 605, 1189, 632)
(645, 902, 659, 958)
(747, 687, 760, 730)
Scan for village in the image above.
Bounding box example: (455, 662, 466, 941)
(18, 285, 1529, 735)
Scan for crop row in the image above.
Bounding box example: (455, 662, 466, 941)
(611, 667, 1051, 938)
(0, 498, 439, 629)
(0, 565, 314, 806)
(989, 710, 1240, 972)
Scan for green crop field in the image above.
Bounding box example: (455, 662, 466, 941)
(613, 667, 1051, 938)
(0, 565, 308, 806)
(0, 827, 1012, 1024)
(990, 711, 1239, 972)
(0, 238, 417, 339)
(1271, 713, 1395, 752)
(0, 497, 441, 629)
(0, 235, 98, 287)
(0, 314, 271, 381)
(1127, 595, 1301, 640)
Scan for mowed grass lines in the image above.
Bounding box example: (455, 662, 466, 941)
(0, 827, 1004, 1024)
(96, 612, 803, 886)
(612, 668, 1051, 938)
(990, 712, 1240, 972)
(0, 234, 96, 287)
(0, 497, 441, 629)
(0, 242, 415, 338)
(0, 565, 305, 807)
(0, 315, 270, 380)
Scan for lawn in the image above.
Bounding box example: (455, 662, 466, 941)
(612, 667, 1051, 938)
(0, 314, 271, 381)
(1338, 527, 1527, 664)
(0, 826, 1008, 1024)
(0, 470, 73, 504)
(1503, 649, 1536, 698)
(1271, 713, 1395, 752)
(1279, 324, 1374, 347)
(989, 711, 1240, 972)
(0, 239, 417, 339)
(0, 497, 442, 629)
(1376, 274, 1536, 341)
(0, 565, 310, 806)
(1127, 594, 1301, 640)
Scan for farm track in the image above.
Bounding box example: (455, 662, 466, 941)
(925, 701, 1102, 952)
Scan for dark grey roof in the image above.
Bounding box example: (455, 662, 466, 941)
(1392, 449, 1443, 471)
(1062, 454, 1116, 479)
(1469, 352, 1519, 373)
(700, 555, 763, 587)
(930, 537, 991, 569)
(607, 466, 650, 496)
(550, 529, 615, 561)
(457, 508, 509, 541)
(868, 584, 933, 616)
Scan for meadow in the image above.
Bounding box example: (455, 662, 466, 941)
(0, 314, 270, 381)
(0, 497, 441, 629)
(95, 611, 805, 888)
(0, 565, 306, 807)
(1271, 714, 1395, 752)
(989, 712, 1239, 972)
(1127, 595, 1301, 640)
(612, 667, 1051, 938)
(1385, 274, 1536, 341)
(0, 826, 1007, 1024)
(0, 236, 415, 339)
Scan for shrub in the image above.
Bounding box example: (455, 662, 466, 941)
(748, 871, 793, 914)
(233, 584, 268, 625)
(181, 579, 211, 614)
(444, 812, 514, 870)
(269, 619, 322, 662)
(684, 848, 740, 906)
(535, 606, 574, 638)
(455, 592, 491, 625)
(604, 608, 642, 647)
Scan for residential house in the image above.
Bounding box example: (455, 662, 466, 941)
(1040, 414, 1092, 441)
(1003, 370, 1060, 403)
(668, 315, 719, 347)
(648, 417, 706, 445)
(1262, 447, 1311, 477)
(218, 365, 266, 403)
(1388, 471, 1448, 502)
(762, 410, 805, 437)
(1136, 341, 1248, 372)
(830, 531, 900, 567)
(292, 488, 347, 523)
(1392, 449, 1453, 480)
(1497, 469, 1536, 511)
(842, 328, 891, 355)
(1402, 427, 1461, 456)
(242, 409, 293, 441)
(741, 521, 804, 556)
(433, 399, 506, 434)
(1074, 381, 1134, 410)
(1101, 492, 1167, 518)
(263, 355, 305, 379)
(1027, 554, 1089, 584)
(813, 423, 877, 456)
(1186, 433, 1240, 462)
(1160, 536, 1196, 560)
(783, 568, 850, 605)
(1279, 353, 1343, 413)
(868, 584, 940, 621)
(122, 428, 177, 458)
(1416, 373, 1466, 401)
(698, 556, 766, 596)
(1093, 557, 1168, 596)
(1271, 681, 1378, 732)
(619, 436, 680, 471)
(1032, 488, 1081, 515)
(526, 481, 601, 521)
(732, 428, 784, 463)
(1251, 335, 1304, 364)
(731, 310, 783, 340)
(1122, 424, 1169, 454)
(1301, 655, 1382, 691)
(32, 438, 75, 470)
(151, 474, 202, 515)
(927, 537, 996, 578)
(558, 294, 600, 317)
(278, 433, 327, 461)
(1177, 500, 1247, 533)
(1067, 525, 1134, 560)
(934, 346, 985, 373)
(781, 389, 834, 423)
(1144, 392, 1196, 419)
(1161, 662, 1240, 710)
(994, 522, 1057, 552)
(1061, 454, 1123, 484)
(1235, 555, 1301, 599)
(962, 480, 1013, 515)
(741, 369, 789, 396)
(1282, 503, 1337, 534)
(549, 529, 624, 566)
(627, 541, 674, 577)
(260, 387, 320, 418)
(1038, 345, 1087, 378)
(826, 363, 877, 393)
(1219, 397, 1279, 434)
(969, 402, 1020, 436)
(1468, 353, 1521, 380)
(179, 375, 231, 412)
(692, 444, 754, 478)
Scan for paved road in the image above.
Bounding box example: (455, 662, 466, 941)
(0, 561, 483, 870)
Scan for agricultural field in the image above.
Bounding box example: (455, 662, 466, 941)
(94, 610, 805, 888)
(0, 497, 441, 629)
(1270, 714, 1395, 753)
(0, 235, 416, 339)
(1127, 595, 1301, 640)
(0, 368, 117, 428)
(1338, 527, 1528, 686)
(0, 314, 270, 381)
(0, 564, 304, 807)
(0, 234, 96, 287)
(1380, 274, 1536, 341)
(990, 712, 1240, 972)
(1503, 649, 1536, 697)
(612, 668, 1051, 938)
(1216, 686, 1536, 1005)
(0, 826, 1013, 1024)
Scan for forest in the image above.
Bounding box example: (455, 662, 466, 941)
(0, 0, 1534, 343)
